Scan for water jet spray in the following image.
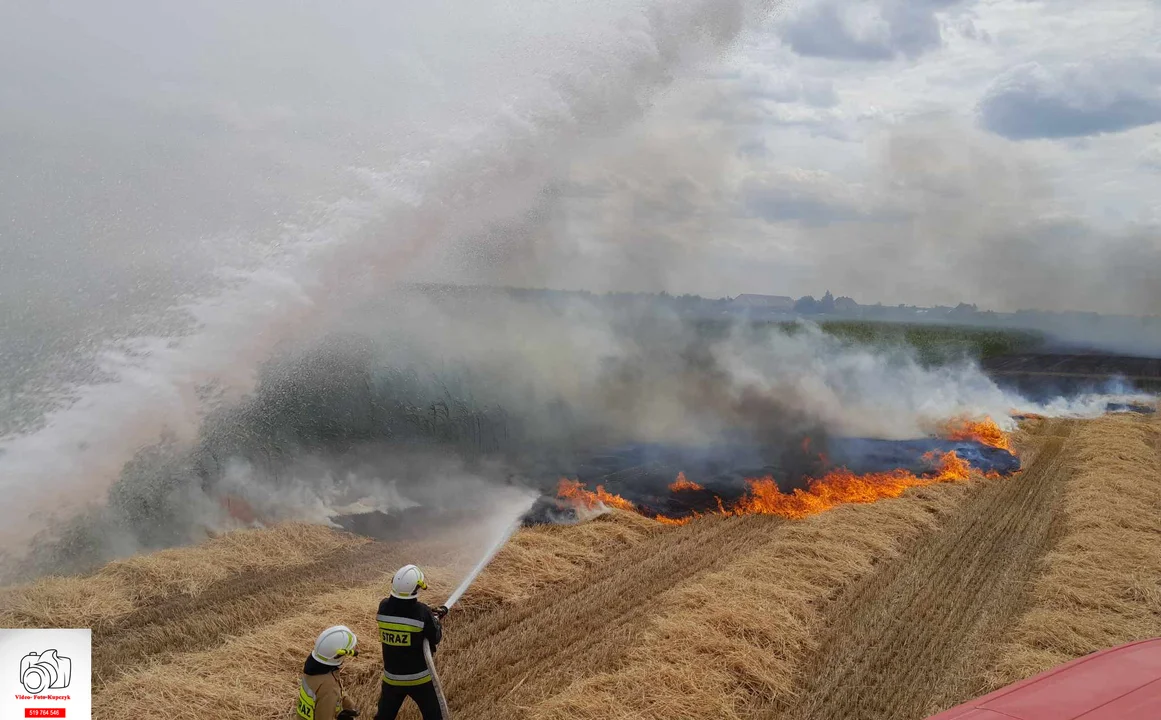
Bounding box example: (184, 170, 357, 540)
(422, 498, 533, 719)
(444, 512, 526, 612)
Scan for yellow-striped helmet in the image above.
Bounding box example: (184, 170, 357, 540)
(312, 625, 358, 666)
(390, 564, 428, 599)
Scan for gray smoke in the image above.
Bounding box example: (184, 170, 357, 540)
(6, 280, 1150, 583)
(855, 120, 1161, 317)
(3, 0, 1156, 581)
(448, 91, 1161, 350)
(0, 0, 780, 557)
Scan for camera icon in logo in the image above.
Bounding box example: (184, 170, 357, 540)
(19, 649, 72, 694)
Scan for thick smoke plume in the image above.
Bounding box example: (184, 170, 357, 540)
(447, 83, 1161, 354)
(814, 119, 1161, 355)
(0, 0, 777, 557)
(2, 0, 1156, 583)
(857, 121, 1161, 317)
(6, 285, 1146, 582)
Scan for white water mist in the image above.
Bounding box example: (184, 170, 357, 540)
(0, 0, 770, 554)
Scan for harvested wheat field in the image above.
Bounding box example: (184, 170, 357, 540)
(3, 411, 1160, 720)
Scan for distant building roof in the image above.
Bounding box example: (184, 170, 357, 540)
(731, 294, 795, 309)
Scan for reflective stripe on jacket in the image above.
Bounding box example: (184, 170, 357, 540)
(382, 668, 433, 686)
(377, 597, 442, 685)
(296, 673, 347, 720)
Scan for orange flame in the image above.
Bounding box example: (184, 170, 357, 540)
(669, 472, 704, 492)
(941, 416, 1012, 451)
(560, 449, 991, 527)
(725, 451, 971, 520)
(556, 478, 637, 512)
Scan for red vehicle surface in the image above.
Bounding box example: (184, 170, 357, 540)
(926, 638, 1161, 719)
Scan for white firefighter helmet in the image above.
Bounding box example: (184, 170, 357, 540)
(312, 625, 358, 666)
(390, 564, 428, 599)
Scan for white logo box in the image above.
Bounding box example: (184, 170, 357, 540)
(0, 629, 91, 720)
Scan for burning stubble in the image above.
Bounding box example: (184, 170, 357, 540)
(550, 416, 1016, 526)
(6, 278, 1152, 583)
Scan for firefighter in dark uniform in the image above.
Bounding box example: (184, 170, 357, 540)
(375, 564, 449, 720)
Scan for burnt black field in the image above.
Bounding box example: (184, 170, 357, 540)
(981, 351, 1161, 398)
(518, 434, 1021, 525)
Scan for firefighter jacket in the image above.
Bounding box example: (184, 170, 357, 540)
(376, 596, 443, 686)
(296, 655, 354, 720)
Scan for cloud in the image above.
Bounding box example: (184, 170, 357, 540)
(735, 71, 839, 107)
(691, 61, 843, 134)
(779, 0, 964, 61)
(1142, 144, 1161, 172)
(979, 56, 1161, 140)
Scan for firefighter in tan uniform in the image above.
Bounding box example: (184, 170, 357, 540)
(296, 625, 361, 720)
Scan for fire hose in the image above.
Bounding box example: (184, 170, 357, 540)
(422, 514, 526, 720)
(423, 636, 450, 720)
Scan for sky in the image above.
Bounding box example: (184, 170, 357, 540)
(744, 0, 1160, 221)
(469, 0, 1161, 314)
(754, 0, 1161, 225)
(2, 0, 1159, 363)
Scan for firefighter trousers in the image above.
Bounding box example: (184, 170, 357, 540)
(375, 680, 444, 720)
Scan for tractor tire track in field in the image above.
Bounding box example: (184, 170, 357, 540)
(780, 419, 1074, 720)
(349, 514, 784, 720)
(440, 517, 768, 719)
